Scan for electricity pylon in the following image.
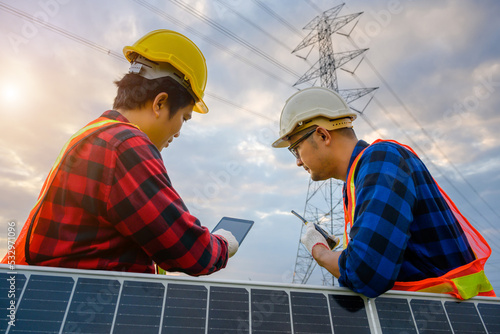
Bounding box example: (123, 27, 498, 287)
(291, 3, 378, 286)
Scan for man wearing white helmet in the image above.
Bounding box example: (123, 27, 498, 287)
(273, 87, 494, 299)
(4, 30, 238, 276)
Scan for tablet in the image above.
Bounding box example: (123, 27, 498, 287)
(211, 217, 254, 244)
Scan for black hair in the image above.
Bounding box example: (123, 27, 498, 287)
(112, 73, 194, 118)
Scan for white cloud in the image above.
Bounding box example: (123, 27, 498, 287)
(237, 139, 276, 167)
(255, 209, 293, 220)
(0, 142, 44, 195)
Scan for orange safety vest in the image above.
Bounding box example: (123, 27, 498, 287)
(343, 139, 495, 300)
(1, 117, 138, 266)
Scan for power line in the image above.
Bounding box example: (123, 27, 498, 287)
(132, 0, 292, 87)
(358, 113, 386, 138)
(205, 92, 274, 121)
(213, 0, 292, 52)
(251, 0, 304, 38)
(0, 2, 276, 126)
(165, 0, 302, 79)
(302, 0, 323, 14)
(0, 2, 125, 63)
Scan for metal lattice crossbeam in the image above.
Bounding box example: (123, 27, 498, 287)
(293, 49, 368, 87)
(339, 87, 378, 104)
(293, 12, 363, 52)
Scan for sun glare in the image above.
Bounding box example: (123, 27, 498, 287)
(1, 84, 20, 104)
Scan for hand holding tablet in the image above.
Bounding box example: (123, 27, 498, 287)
(212, 217, 254, 246)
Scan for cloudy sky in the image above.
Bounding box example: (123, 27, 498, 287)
(1, 0, 499, 293)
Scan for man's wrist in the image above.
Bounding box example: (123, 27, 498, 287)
(312, 243, 329, 262)
(312, 247, 342, 278)
(312, 242, 329, 254)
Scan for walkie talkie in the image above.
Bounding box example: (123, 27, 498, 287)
(291, 210, 339, 250)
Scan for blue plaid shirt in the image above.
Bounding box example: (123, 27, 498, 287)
(338, 140, 475, 298)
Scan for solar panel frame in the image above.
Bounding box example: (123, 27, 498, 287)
(1, 264, 499, 334)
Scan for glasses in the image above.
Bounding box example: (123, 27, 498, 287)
(288, 128, 316, 159)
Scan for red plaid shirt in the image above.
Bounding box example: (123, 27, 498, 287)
(28, 110, 228, 275)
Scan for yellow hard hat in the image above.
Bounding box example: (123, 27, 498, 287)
(123, 29, 208, 114)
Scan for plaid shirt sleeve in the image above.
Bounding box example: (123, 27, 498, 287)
(106, 130, 229, 276)
(338, 142, 418, 297)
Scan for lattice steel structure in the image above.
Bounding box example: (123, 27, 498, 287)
(291, 3, 378, 286)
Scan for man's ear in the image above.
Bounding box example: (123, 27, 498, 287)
(316, 126, 332, 145)
(152, 92, 169, 118)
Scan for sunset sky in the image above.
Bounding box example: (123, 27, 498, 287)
(1, 0, 499, 292)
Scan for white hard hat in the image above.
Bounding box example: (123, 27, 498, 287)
(272, 87, 357, 148)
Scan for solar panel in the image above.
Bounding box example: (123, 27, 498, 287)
(329, 294, 370, 334)
(375, 297, 417, 334)
(444, 301, 487, 334)
(290, 291, 331, 333)
(162, 283, 207, 333)
(63, 277, 120, 333)
(113, 280, 165, 333)
(251, 289, 291, 333)
(477, 303, 500, 333)
(11, 274, 74, 334)
(209, 286, 249, 333)
(410, 299, 452, 334)
(1, 265, 499, 334)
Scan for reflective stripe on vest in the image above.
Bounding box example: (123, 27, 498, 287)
(1, 117, 137, 266)
(343, 139, 495, 300)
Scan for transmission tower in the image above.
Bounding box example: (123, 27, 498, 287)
(291, 3, 378, 286)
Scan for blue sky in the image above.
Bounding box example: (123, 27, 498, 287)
(1, 0, 499, 292)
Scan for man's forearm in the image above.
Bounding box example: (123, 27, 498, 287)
(312, 246, 342, 278)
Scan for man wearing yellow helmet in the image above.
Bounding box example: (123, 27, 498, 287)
(3, 30, 238, 276)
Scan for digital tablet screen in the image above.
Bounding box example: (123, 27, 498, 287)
(211, 217, 254, 244)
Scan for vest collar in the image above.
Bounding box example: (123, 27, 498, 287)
(345, 140, 369, 182)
